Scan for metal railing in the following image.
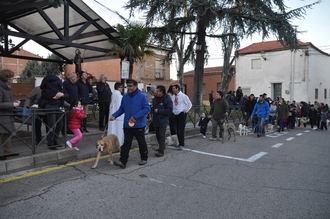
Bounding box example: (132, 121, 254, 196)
(0, 108, 67, 155)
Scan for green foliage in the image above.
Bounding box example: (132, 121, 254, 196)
(21, 54, 62, 79)
(116, 23, 151, 63)
(21, 60, 42, 79)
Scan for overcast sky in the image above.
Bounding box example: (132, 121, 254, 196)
(15, 0, 330, 79)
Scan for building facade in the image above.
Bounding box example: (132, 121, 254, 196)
(65, 46, 174, 90)
(0, 49, 41, 78)
(183, 66, 236, 104)
(236, 40, 330, 104)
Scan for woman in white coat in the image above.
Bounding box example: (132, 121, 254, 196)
(107, 82, 124, 146)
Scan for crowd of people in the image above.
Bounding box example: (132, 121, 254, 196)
(0, 68, 194, 165)
(206, 86, 329, 139)
(1, 67, 328, 164)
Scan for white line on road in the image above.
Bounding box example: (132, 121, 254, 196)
(149, 178, 163, 184)
(286, 137, 295, 141)
(246, 152, 268, 162)
(266, 132, 288, 138)
(272, 143, 284, 148)
(182, 148, 268, 162)
(304, 130, 311, 133)
(296, 133, 303, 136)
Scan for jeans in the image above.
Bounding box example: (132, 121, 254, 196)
(277, 119, 285, 131)
(211, 118, 224, 138)
(256, 117, 266, 136)
(69, 128, 83, 146)
(120, 128, 148, 165)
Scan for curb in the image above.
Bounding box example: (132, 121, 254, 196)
(0, 128, 200, 175)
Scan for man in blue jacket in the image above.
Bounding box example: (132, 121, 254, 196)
(110, 79, 150, 168)
(251, 95, 270, 137)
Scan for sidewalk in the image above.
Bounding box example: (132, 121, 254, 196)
(0, 124, 200, 175)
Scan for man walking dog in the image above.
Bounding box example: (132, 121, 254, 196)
(110, 79, 150, 168)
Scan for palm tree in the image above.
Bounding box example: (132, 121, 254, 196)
(116, 23, 153, 79)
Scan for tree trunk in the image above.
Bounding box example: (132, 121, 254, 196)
(192, 17, 207, 107)
(129, 61, 134, 79)
(220, 23, 235, 92)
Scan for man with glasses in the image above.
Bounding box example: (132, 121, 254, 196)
(110, 79, 150, 168)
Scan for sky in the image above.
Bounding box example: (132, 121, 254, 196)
(13, 0, 330, 79)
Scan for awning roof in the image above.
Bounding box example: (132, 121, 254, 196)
(0, 0, 121, 63)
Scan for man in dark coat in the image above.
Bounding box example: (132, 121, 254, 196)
(152, 85, 173, 157)
(96, 75, 112, 131)
(210, 91, 229, 140)
(244, 94, 256, 126)
(0, 69, 20, 157)
(39, 71, 64, 149)
(77, 71, 90, 132)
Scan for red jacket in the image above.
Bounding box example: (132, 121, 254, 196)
(68, 107, 85, 129)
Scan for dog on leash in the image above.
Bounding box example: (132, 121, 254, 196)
(265, 124, 274, 133)
(92, 134, 120, 169)
(238, 123, 248, 136)
(165, 135, 179, 146)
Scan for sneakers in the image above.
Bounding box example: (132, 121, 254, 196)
(66, 141, 72, 149)
(73, 147, 79, 151)
(202, 135, 206, 139)
(138, 160, 148, 165)
(114, 160, 126, 169)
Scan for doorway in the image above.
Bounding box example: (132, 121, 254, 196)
(272, 83, 282, 99)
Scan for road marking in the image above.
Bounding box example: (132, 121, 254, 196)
(272, 143, 284, 148)
(266, 131, 288, 138)
(182, 148, 267, 162)
(149, 177, 164, 184)
(286, 137, 295, 141)
(0, 149, 128, 184)
(246, 152, 268, 162)
(296, 133, 303, 136)
(304, 130, 311, 133)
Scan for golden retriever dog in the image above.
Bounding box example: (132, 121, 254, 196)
(92, 134, 120, 169)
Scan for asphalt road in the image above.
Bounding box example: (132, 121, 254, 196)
(1, 127, 330, 219)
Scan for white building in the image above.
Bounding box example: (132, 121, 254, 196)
(235, 40, 330, 104)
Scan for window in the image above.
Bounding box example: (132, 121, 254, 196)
(325, 89, 327, 99)
(251, 58, 261, 69)
(315, 88, 318, 100)
(155, 59, 164, 79)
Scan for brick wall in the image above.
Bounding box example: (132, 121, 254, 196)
(0, 49, 41, 77)
(183, 66, 236, 104)
(65, 53, 173, 90)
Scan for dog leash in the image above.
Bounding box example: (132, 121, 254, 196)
(101, 121, 109, 138)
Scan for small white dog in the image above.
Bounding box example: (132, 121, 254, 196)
(166, 135, 179, 146)
(238, 124, 248, 136)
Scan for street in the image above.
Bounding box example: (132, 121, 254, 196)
(1, 127, 330, 219)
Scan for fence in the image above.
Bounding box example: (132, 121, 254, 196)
(0, 108, 66, 156)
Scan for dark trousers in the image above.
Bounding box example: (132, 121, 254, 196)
(174, 112, 187, 146)
(200, 126, 207, 136)
(120, 128, 148, 165)
(98, 102, 110, 129)
(34, 116, 43, 144)
(45, 106, 62, 146)
(169, 113, 176, 135)
(320, 121, 327, 130)
(155, 127, 166, 153)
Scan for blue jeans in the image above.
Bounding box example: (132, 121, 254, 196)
(256, 117, 266, 136)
